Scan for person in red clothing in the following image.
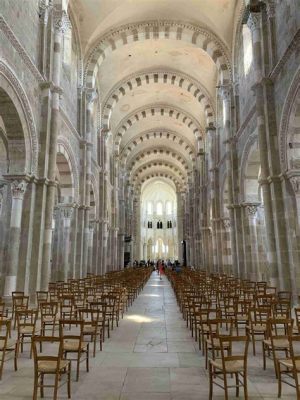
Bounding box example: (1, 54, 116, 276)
(159, 261, 164, 280)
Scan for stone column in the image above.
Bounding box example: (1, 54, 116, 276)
(40, 7, 69, 290)
(87, 221, 95, 274)
(248, 10, 291, 291)
(4, 180, 27, 296)
(177, 191, 184, 264)
(245, 203, 261, 281)
(82, 89, 97, 277)
(220, 86, 240, 276)
(60, 204, 73, 281)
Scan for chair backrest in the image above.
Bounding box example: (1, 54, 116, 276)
(13, 295, 29, 310)
(40, 301, 58, 319)
(16, 309, 38, 331)
(219, 335, 249, 370)
(249, 306, 271, 325)
(32, 336, 63, 372)
(267, 317, 293, 338)
(0, 319, 11, 347)
(59, 319, 84, 350)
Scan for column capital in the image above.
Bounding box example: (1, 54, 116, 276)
(85, 88, 98, 109)
(222, 218, 231, 229)
(218, 85, 232, 102)
(53, 7, 71, 34)
(288, 175, 300, 195)
(247, 12, 261, 33)
(265, 0, 276, 18)
(11, 180, 27, 200)
(243, 202, 261, 216)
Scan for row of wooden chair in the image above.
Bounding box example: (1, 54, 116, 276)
(166, 268, 300, 399)
(0, 266, 152, 399)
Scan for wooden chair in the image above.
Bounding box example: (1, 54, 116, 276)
(205, 317, 233, 370)
(78, 308, 104, 356)
(0, 320, 17, 379)
(59, 319, 89, 381)
(246, 306, 270, 355)
(32, 336, 71, 400)
(36, 291, 48, 316)
(209, 335, 250, 400)
(12, 294, 29, 329)
(277, 334, 300, 399)
(262, 317, 292, 377)
(15, 309, 38, 358)
(40, 302, 59, 337)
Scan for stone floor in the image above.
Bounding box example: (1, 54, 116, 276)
(0, 272, 296, 399)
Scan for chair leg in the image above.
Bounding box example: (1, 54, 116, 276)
(76, 354, 80, 381)
(0, 350, 5, 380)
(209, 363, 213, 400)
(53, 374, 59, 400)
(67, 364, 71, 398)
(243, 371, 248, 400)
(235, 372, 239, 397)
(277, 368, 282, 398)
(224, 373, 229, 400)
(33, 372, 38, 400)
(40, 373, 44, 398)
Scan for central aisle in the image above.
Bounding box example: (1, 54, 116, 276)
(73, 272, 207, 400)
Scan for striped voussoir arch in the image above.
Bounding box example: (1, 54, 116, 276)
(126, 146, 191, 173)
(84, 20, 231, 89)
(133, 171, 185, 192)
(114, 104, 204, 150)
(119, 128, 196, 164)
(102, 69, 215, 130)
(130, 160, 188, 183)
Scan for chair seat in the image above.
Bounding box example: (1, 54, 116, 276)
(38, 359, 69, 373)
(211, 359, 245, 373)
(236, 316, 248, 321)
(83, 325, 97, 334)
(246, 324, 267, 332)
(278, 358, 300, 371)
(0, 339, 15, 350)
(20, 326, 34, 334)
(63, 339, 87, 351)
(263, 338, 289, 348)
(42, 316, 56, 322)
(206, 338, 230, 348)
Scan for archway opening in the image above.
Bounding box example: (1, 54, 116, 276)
(140, 179, 177, 262)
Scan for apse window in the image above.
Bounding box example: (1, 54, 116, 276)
(166, 201, 172, 215)
(156, 201, 163, 216)
(147, 202, 153, 215)
(242, 24, 253, 75)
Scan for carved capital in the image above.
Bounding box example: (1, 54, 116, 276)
(266, 0, 276, 18)
(289, 176, 300, 195)
(11, 180, 27, 200)
(247, 12, 261, 33)
(244, 202, 260, 217)
(39, 0, 53, 24)
(86, 88, 98, 108)
(219, 85, 232, 102)
(53, 8, 70, 34)
(222, 218, 231, 229)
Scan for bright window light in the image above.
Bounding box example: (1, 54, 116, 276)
(243, 24, 253, 75)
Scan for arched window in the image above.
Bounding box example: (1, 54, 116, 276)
(156, 201, 163, 215)
(242, 24, 253, 75)
(166, 201, 172, 215)
(147, 202, 153, 215)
